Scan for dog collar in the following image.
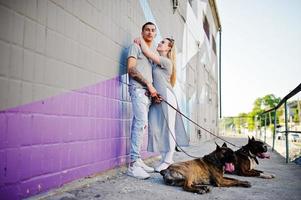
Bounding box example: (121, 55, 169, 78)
(248, 150, 259, 164)
(248, 150, 256, 158)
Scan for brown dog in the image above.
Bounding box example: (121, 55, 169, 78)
(160, 143, 251, 194)
(225, 136, 275, 179)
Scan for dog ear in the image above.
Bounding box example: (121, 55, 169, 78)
(215, 142, 221, 150)
(251, 136, 255, 141)
(222, 142, 227, 147)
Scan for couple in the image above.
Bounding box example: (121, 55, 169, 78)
(127, 22, 189, 179)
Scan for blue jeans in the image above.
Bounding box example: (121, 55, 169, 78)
(129, 87, 151, 161)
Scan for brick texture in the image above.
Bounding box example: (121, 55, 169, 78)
(0, 0, 220, 199)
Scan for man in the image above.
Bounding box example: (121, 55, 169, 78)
(127, 22, 157, 179)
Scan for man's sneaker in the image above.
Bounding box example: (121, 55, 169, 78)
(136, 159, 154, 173)
(127, 162, 150, 179)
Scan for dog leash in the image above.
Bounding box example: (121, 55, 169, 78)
(118, 80, 241, 152)
(161, 98, 241, 149)
(160, 103, 201, 159)
(161, 98, 243, 159)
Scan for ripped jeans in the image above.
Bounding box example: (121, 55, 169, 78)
(129, 87, 151, 162)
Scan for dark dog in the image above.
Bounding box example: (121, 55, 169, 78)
(225, 136, 275, 179)
(160, 143, 251, 194)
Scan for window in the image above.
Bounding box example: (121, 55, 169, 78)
(203, 15, 210, 41)
(212, 34, 216, 54)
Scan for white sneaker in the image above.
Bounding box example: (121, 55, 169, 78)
(136, 159, 154, 173)
(154, 161, 173, 173)
(127, 162, 150, 179)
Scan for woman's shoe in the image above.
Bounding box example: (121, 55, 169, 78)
(154, 161, 173, 173)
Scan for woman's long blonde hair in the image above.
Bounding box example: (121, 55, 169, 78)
(166, 38, 176, 87)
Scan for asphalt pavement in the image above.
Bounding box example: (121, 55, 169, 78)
(27, 137, 301, 200)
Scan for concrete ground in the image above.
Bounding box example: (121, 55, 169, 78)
(27, 137, 301, 200)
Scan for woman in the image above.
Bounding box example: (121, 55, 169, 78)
(134, 37, 190, 172)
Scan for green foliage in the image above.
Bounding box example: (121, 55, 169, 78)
(253, 94, 281, 127)
(291, 100, 301, 123)
(293, 110, 300, 123)
(262, 94, 281, 109)
(223, 117, 234, 128)
(223, 94, 282, 133)
(222, 95, 301, 135)
(233, 113, 247, 134)
(247, 112, 256, 131)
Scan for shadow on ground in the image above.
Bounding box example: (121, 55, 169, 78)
(27, 137, 301, 200)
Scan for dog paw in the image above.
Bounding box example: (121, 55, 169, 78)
(241, 181, 251, 188)
(260, 173, 275, 179)
(197, 190, 206, 194)
(193, 185, 211, 194)
(197, 188, 211, 194)
(204, 186, 211, 193)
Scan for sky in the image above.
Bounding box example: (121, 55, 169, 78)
(215, 0, 301, 117)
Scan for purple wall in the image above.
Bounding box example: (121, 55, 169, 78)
(0, 75, 153, 199)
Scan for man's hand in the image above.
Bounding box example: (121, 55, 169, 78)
(147, 83, 157, 97)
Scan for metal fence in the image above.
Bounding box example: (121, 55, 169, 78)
(259, 83, 301, 163)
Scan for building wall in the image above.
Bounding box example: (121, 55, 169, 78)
(0, 0, 220, 199)
(175, 0, 220, 142)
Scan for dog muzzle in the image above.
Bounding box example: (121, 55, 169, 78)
(257, 152, 270, 159)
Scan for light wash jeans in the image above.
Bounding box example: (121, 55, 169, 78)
(129, 87, 151, 162)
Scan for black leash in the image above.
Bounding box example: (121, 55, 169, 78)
(160, 97, 242, 159)
(118, 80, 241, 157)
(161, 98, 241, 149)
(160, 102, 201, 159)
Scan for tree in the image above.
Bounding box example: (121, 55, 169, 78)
(247, 112, 256, 131)
(222, 94, 283, 135)
(261, 94, 281, 125)
(233, 113, 248, 134)
(223, 117, 234, 128)
(246, 94, 281, 131)
(249, 97, 264, 129)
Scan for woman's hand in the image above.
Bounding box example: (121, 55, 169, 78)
(147, 84, 162, 104)
(134, 37, 141, 46)
(135, 37, 161, 65)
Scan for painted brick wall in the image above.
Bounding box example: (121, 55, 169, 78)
(0, 74, 145, 199)
(0, 0, 153, 199)
(0, 0, 221, 199)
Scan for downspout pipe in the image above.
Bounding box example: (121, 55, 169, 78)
(219, 27, 222, 118)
